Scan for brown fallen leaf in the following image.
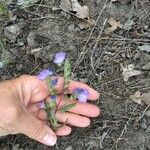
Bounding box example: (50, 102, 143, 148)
(106, 18, 123, 34)
(120, 64, 141, 82)
(130, 91, 150, 106)
(130, 91, 142, 104)
(79, 19, 95, 29)
(140, 93, 150, 106)
(70, 0, 95, 29)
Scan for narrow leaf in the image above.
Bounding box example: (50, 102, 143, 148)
(0, 3, 8, 16)
(59, 103, 76, 112)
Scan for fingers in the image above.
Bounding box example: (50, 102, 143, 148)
(55, 125, 72, 136)
(28, 96, 100, 118)
(27, 76, 100, 103)
(36, 110, 91, 128)
(46, 77, 100, 100)
(18, 112, 57, 146)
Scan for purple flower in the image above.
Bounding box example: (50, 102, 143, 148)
(37, 69, 54, 80)
(51, 78, 58, 86)
(51, 95, 57, 101)
(74, 88, 89, 103)
(53, 52, 67, 65)
(38, 101, 45, 109)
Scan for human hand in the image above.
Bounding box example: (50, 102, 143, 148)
(0, 75, 100, 146)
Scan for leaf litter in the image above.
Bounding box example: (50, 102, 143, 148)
(60, 0, 95, 29)
(105, 18, 123, 34)
(138, 44, 150, 53)
(130, 91, 150, 106)
(120, 64, 141, 82)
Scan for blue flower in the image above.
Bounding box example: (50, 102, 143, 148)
(51, 95, 57, 101)
(37, 69, 54, 80)
(51, 78, 58, 87)
(53, 52, 67, 65)
(74, 88, 89, 103)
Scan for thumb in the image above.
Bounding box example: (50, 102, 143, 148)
(18, 111, 57, 146)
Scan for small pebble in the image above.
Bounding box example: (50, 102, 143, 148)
(145, 126, 150, 133)
(145, 110, 150, 117)
(12, 144, 19, 150)
(4, 24, 21, 42)
(79, 78, 88, 83)
(0, 62, 4, 68)
(65, 145, 73, 150)
(140, 118, 147, 129)
(142, 62, 150, 71)
(134, 51, 141, 60)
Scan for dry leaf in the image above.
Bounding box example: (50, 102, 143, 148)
(106, 18, 123, 34)
(70, 0, 95, 29)
(79, 19, 95, 29)
(141, 93, 150, 106)
(130, 91, 142, 104)
(120, 64, 141, 81)
(130, 91, 150, 105)
(71, 0, 89, 19)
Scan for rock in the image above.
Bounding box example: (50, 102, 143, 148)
(68, 24, 75, 32)
(27, 31, 35, 47)
(147, 142, 150, 150)
(65, 145, 73, 150)
(12, 144, 19, 150)
(79, 78, 88, 83)
(0, 62, 4, 68)
(138, 144, 145, 150)
(140, 118, 147, 129)
(145, 126, 150, 133)
(134, 51, 141, 60)
(16, 0, 40, 8)
(96, 0, 102, 5)
(60, 0, 72, 11)
(138, 45, 150, 53)
(142, 62, 150, 71)
(145, 110, 150, 117)
(1, 48, 15, 65)
(16, 64, 23, 71)
(112, 0, 131, 4)
(123, 19, 134, 30)
(4, 24, 21, 42)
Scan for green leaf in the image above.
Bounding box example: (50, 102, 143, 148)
(46, 76, 57, 95)
(0, 3, 8, 17)
(64, 59, 71, 89)
(59, 103, 76, 112)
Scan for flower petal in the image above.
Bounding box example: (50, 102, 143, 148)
(53, 52, 67, 65)
(37, 69, 54, 80)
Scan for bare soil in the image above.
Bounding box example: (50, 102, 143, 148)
(0, 0, 150, 150)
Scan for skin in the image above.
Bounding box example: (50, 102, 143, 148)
(0, 75, 100, 146)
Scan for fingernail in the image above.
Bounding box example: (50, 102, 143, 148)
(42, 134, 56, 146)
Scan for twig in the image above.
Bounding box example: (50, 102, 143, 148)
(73, 0, 109, 71)
(137, 105, 150, 121)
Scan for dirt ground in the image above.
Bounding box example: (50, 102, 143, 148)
(0, 0, 150, 149)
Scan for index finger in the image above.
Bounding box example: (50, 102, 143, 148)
(43, 76, 100, 100)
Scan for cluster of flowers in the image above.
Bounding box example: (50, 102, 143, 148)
(37, 52, 89, 129)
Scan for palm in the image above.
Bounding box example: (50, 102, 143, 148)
(20, 75, 100, 136)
